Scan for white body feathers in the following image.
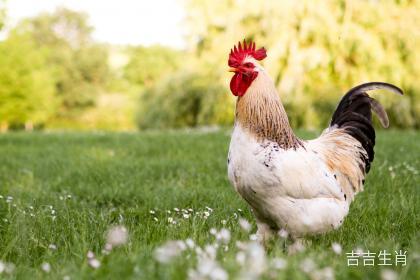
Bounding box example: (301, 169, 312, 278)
(228, 124, 366, 238)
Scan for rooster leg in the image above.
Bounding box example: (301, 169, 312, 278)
(255, 219, 276, 247)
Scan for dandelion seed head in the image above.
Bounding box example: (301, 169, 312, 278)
(300, 258, 316, 274)
(355, 247, 364, 256)
(239, 218, 251, 232)
(87, 251, 95, 259)
(217, 228, 231, 244)
(88, 258, 101, 269)
(249, 234, 258, 241)
(154, 240, 186, 263)
(288, 240, 306, 255)
(204, 244, 217, 259)
(185, 238, 195, 249)
(278, 228, 289, 239)
(41, 262, 51, 273)
(106, 225, 128, 247)
(381, 269, 398, 280)
(312, 267, 334, 280)
(332, 242, 342, 255)
(271, 258, 287, 270)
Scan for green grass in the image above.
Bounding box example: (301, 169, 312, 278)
(0, 129, 418, 279)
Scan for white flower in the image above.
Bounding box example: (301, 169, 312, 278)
(183, 213, 190, 219)
(153, 217, 159, 222)
(271, 258, 287, 270)
(149, 210, 155, 214)
(168, 217, 174, 223)
(88, 258, 101, 269)
(205, 206, 214, 212)
(104, 243, 112, 252)
(237, 242, 267, 279)
(87, 251, 95, 259)
(249, 234, 258, 241)
(300, 258, 316, 274)
(236, 251, 246, 265)
(106, 226, 128, 248)
(154, 240, 186, 263)
(288, 240, 306, 255)
(312, 267, 334, 280)
(48, 244, 57, 250)
(331, 242, 342, 255)
(278, 229, 289, 239)
(204, 211, 210, 218)
(185, 238, 195, 249)
(204, 244, 217, 259)
(3, 262, 14, 274)
(174, 208, 180, 212)
(217, 228, 231, 244)
(381, 269, 398, 280)
(239, 218, 251, 232)
(355, 247, 364, 256)
(41, 262, 51, 273)
(221, 220, 227, 225)
(188, 208, 193, 212)
(210, 228, 217, 235)
(189, 251, 227, 280)
(167, 210, 171, 214)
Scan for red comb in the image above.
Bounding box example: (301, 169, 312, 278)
(228, 40, 267, 68)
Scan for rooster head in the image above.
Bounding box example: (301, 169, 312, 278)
(228, 40, 267, 96)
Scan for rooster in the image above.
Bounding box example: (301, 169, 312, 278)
(227, 40, 403, 241)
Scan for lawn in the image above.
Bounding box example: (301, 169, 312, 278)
(0, 129, 418, 279)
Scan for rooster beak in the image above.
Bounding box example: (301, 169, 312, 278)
(228, 67, 237, 73)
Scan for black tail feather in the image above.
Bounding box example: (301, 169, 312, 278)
(330, 82, 403, 173)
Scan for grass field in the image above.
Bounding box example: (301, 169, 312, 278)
(0, 129, 418, 279)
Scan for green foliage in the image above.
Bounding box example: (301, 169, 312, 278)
(14, 8, 110, 118)
(137, 71, 233, 129)
(0, 33, 56, 128)
(181, 0, 420, 129)
(124, 45, 182, 87)
(0, 130, 418, 278)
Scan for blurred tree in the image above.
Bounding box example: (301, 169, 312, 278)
(0, 33, 56, 130)
(137, 71, 232, 129)
(182, 0, 420, 129)
(0, 0, 6, 31)
(14, 8, 110, 118)
(124, 45, 182, 88)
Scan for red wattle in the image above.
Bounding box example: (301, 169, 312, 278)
(230, 72, 258, 96)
